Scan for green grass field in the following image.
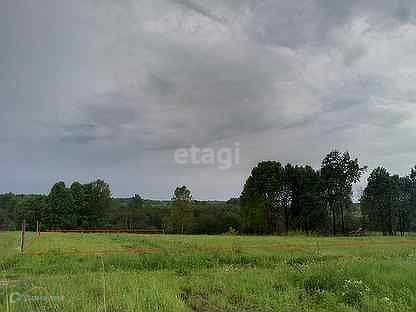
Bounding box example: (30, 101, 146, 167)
(1, 232, 416, 311)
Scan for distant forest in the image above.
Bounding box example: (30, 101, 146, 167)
(1, 150, 416, 236)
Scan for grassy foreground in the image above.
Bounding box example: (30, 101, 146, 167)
(1, 233, 416, 311)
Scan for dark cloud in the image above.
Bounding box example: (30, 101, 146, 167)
(144, 73, 177, 96)
(169, 0, 227, 24)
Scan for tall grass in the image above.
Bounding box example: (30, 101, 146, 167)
(1, 233, 416, 311)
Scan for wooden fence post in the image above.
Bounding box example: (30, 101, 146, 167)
(36, 220, 40, 236)
(20, 220, 26, 255)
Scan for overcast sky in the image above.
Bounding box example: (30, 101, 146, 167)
(1, 0, 416, 199)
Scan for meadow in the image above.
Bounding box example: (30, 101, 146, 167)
(1, 232, 416, 312)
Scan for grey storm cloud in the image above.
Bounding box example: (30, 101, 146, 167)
(1, 0, 416, 199)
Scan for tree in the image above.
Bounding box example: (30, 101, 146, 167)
(321, 151, 366, 235)
(289, 166, 327, 233)
(170, 186, 193, 233)
(70, 181, 86, 226)
(126, 194, 145, 229)
(15, 195, 48, 231)
(241, 161, 286, 234)
(362, 166, 416, 236)
(241, 161, 328, 235)
(191, 200, 241, 234)
(46, 182, 75, 228)
(83, 179, 112, 227)
(361, 167, 396, 235)
(0, 193, 17, 228)
(395, 176, 411, 236)
(1, 180, 116, 230)
(409, 167, 416, 231)
(281, 163, 295, 234)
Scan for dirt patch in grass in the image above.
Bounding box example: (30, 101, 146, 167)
(25, 247, 160, 257)
(329, 240, 416, 249)
(178, 290, 225, 312)
(194, 244, 307, 253)
(178, 287, 259, 312)
(266, 245, 307, 252)
(125, 247, 160, 254)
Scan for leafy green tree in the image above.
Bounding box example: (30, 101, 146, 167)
(46, 182, 75, 228)
(289, 166, 327, 233)
(361, 167, 397, 235)
(281, 163, 295, 234)
(0, 209, 6, 225)
(0, 193, 17, 228)
(83, 179, 112, 227)
(409, 167, 416, 231)
(16, 195, 48, 231)
(321, 151, 366, 235)
(362, 167, 416, 236)
(126, 194, 145, 229)
(241, 161, 286, 234)
(191, 200, 241, 234)
(395, 175, 412, 236)
(170, 186, 193, 233)
(70, 181, 86, 226)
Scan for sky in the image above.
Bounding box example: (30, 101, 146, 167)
(1, 0, 416, 200)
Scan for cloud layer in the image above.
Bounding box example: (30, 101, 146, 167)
(1, 0, 416, 199)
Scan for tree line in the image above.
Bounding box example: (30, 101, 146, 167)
(0, 181, 240, 234)
(361, 167, 416, 236)
(0, 180, 112, 231)
(241, 150, 366, 235)
(241, 151, 416, 235)
(1, 150, 416, 235)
